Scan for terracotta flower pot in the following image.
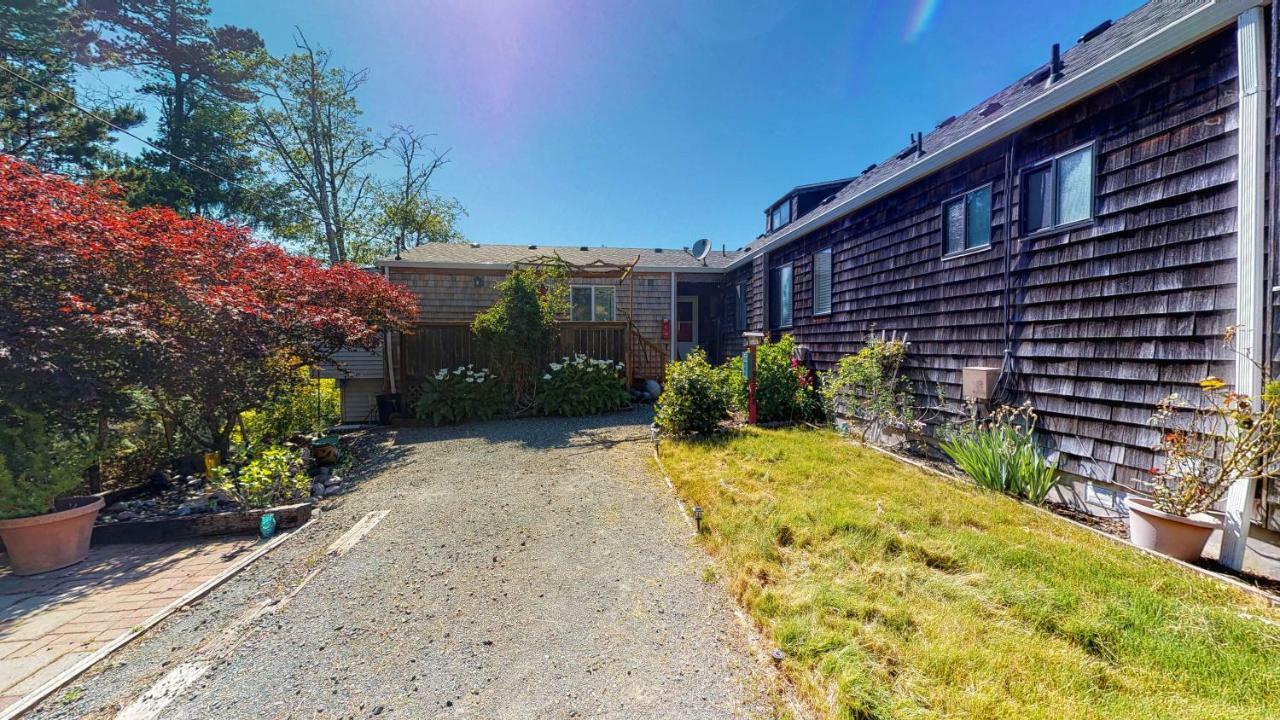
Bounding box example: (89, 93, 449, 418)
(1125, 496, 1220, 562)
(0, 496, 104, 576)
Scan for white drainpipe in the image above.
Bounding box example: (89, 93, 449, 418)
(669, 271, 677, 361)
(1221, 5, 1266, 571)
(382, 264, 398, 395)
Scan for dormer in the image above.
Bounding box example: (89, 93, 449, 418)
(764, 177, 855, 234)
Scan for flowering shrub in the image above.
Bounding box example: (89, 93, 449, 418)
(1147, 361, 1280, 517)
(940, 402, 1059, 504)
(414, 366, 506, 426)
(656, 349, 735, 435)
(538, 355, 630, 417)
(820, 333, 918, 441)
(752, 335, 822, 423)
(212, 446, 310, 509)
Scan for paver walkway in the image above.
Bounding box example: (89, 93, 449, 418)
(0, 536, 258, 711)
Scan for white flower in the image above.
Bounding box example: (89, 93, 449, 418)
(453, 368, 463, 375)
(550, 362, 562, 371)
(543, 373, 552, 380)
(465, 377, 475, 383)
(476, 377, 485, 384)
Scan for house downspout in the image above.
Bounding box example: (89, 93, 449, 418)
(382, 264, 398, 396)
(669, 272, 677, 362)
(1221, 5, 1267, 571)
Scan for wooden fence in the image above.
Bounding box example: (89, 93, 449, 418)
(398, 321, 629, 407)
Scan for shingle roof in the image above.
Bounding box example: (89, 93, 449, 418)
(739, 0, 1209, 257)
(387, 242, 745, 270)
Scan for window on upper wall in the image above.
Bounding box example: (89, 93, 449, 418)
(1022, 143, 1094, 234)
(942, 185, 993, 256)
(812, 249, 832, 316)
(570, 285, 615, 321)
(769, 264, 793, 329)
(734, 282, 747, 332)
(769, 200, 792, 232)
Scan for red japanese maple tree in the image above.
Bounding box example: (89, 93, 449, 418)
(0, 154, 416, 458)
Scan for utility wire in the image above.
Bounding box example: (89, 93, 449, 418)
(0, 61, 264, 198)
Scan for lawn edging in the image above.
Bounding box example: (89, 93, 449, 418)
(0, 515, 319, 720)
(650, 442, 815, 720)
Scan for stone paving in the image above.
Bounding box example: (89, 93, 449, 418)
(0, 536, 258, 712)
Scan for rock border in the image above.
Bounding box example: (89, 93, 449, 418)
(91, 502, 313, 545)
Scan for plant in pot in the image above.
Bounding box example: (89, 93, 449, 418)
(1135, 362, 1280, 562)
(0, 407, 102, 575)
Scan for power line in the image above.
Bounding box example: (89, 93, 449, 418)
(0, 61, 264, 198)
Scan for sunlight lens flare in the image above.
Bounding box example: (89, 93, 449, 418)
(903, 0, 940, 42)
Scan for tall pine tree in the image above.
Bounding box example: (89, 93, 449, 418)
(83, 0, 276, 220)
(0, 0, 142, 176)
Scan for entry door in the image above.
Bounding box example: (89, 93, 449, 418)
(676, 296, 699, 359)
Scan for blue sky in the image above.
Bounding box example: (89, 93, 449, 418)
(86, 0, 1139, 251)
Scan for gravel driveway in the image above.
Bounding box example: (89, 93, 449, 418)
(30, 411, 776, 719)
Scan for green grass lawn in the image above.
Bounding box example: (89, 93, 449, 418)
(657, 427, 1280, 720)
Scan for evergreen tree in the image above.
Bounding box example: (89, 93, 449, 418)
(0, 0, 142, 176)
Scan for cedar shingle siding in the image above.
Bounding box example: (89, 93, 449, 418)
(750, 27, 1240, 490)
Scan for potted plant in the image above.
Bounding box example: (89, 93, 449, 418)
(1134, 342, 1280, 562)
(0, 408, 102, 575)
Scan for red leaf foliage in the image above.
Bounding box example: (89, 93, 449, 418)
(0, 154, 416, 440)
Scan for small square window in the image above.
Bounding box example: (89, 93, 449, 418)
(570, 285, 615, 321)
(942, 185, 992, 256)
(1022, 143, 1094, 233)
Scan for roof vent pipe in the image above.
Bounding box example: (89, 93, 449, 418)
(1050, 43, 1063, 82)
(1078, 19, 1112, 44)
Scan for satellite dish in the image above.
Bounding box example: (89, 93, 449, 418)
(690, 238, 711, 262)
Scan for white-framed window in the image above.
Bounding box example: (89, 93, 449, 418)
(1022, 143, 1095, 234)
(942, 184, 993, 256)
(734, 281, 748, 332)
(769, 264, 793, 329)
(570, 285, 615, 321)
(812, 248, 832, 316)
(769, 200, 792, 232)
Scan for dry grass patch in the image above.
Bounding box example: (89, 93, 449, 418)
(658, 427, 1280, 720)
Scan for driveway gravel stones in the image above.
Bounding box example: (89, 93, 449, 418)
(27, 411, 778, 719)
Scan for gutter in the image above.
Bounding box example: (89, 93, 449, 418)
(726, 0, 1258, 271)
(376, 259, 731, 275)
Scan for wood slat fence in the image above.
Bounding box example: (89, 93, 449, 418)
(398, 321, 629, 408)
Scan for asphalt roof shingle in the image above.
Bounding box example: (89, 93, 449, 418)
(740, 0, 1207, 256)
(390, 243, 746, 270)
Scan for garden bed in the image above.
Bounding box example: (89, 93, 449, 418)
(91, 501, 312, 544)
(657, 426, 1280, 720)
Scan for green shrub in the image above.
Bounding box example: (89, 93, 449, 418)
(820, 334, 916, 441)
(538, 355, 630, 416)
(716, 360, 747, 413)
(212, 446, 310, 509)
(238, 367, 340, 448)
(656, 349, 735, 435)
(939, 403, 1059, 504)
(414, 365, 506, 425)
(753, 335, 821, 424)
(472, 264, 568, 408)
(0, 406, 90, 519)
